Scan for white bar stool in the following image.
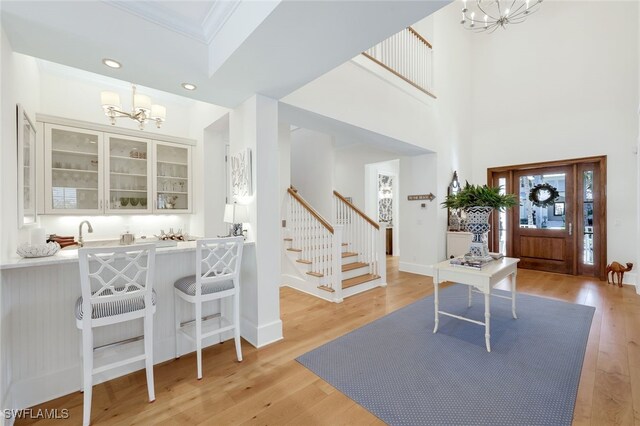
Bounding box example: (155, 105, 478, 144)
(76, 244, 157, 426)
(174, 237, 244, 379)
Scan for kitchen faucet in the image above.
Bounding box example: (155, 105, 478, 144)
(78, 220, 94, 247)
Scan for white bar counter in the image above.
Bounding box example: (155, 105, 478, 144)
(0, 240, 256, 412)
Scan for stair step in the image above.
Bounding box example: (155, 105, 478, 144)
(296, 259, 312, 265)
(306, 271, 324, 278)
(342, 252, 358, 258)
(317, 285, 335, 293)
(342, 273, 380, 289)
(287, 248, 302, 252)
(342, 262, 368, 272)
(342, 243, 348, 246)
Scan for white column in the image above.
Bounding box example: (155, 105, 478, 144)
(230, 95, 283, 347)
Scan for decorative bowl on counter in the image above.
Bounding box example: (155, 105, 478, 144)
(16, 242, 61, 258)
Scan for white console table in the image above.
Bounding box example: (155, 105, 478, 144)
(432, 257, 520, 352)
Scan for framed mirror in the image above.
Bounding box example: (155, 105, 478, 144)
(17, 104, 37, 228)
(447, 171, 462, 230)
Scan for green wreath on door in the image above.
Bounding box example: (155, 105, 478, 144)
(528, 183, 559, 208)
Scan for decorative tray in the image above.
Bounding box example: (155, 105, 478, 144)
(16, 242, 61, 258)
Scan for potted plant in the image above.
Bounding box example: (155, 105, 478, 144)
(442, 182, 518, 261)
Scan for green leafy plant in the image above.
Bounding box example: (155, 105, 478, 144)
(442, 181, 518, 211)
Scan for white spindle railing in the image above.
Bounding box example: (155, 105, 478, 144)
(362, 26, 435, 98)
(333, 191, 385, 283)
(287, 188, 342, 297)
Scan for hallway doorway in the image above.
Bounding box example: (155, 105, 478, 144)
(488, 156, 607, 279)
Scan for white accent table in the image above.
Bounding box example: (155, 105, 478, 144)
(432, 257, 520, 352)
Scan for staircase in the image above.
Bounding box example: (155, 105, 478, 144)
(282, 187, 386, 303)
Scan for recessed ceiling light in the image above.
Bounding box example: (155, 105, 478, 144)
(102, 58, 122, 69)
(181, 83, 197, 91)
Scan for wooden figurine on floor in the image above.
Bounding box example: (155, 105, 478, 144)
(606, 262, 633, 287)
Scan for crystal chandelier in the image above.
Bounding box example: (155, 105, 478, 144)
(100, 84, 166, 130)
(461, 0, 543, 33)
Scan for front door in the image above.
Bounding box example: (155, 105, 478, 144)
(488, 156, 606, 279)
(512, 166, 575, 274)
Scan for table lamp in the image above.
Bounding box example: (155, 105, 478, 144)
(224, 203, 249, 237)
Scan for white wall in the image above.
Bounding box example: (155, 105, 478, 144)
(0, 31, 42, 414)
(0, 45, 41, 261)
(469, 0, 639, 274)
(334, 142, 400, 209)
(399, 154, 439, 275)
(282, 3, 474, 270)
(229, 94, 283, 347)
(290, 128, 335, 219)
(202, 114, 230, 238)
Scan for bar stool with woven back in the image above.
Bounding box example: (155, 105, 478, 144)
(174, 237, 244, 379)
(76, 244, 157, 426)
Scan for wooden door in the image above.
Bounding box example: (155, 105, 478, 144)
(512, 166, 576, 274)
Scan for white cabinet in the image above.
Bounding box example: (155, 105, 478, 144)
(105, 133, 153, 214)
(446, 231, 473, 258)
(43, 123, 192, 215)
(44, 124, 104, 214)
(153, 141, 192, 213)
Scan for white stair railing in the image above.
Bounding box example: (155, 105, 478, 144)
(362, 26, 435, 98)
(333, 191, 385, 283)
(287, 188, 342, 298)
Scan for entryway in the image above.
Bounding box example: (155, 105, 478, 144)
(488, 156, 606, 279)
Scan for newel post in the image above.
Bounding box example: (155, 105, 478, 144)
(333, 225, 344, 303)
(378, 225, 387, 287)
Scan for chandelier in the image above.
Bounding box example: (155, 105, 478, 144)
(461, 0, 543, 33)
(100, 85, 166, 130)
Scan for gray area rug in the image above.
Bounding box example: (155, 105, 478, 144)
(297, 284, 595, 426)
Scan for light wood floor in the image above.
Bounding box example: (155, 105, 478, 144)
(19, 257, 640, 425)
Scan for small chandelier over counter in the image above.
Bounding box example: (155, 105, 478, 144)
(461, 0, 543, 33)
(101, 84, 166, 130)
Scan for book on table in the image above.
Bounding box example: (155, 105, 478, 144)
(449, 258, 485, 269)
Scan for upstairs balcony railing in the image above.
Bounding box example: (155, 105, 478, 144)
(362, 27, 435, 99)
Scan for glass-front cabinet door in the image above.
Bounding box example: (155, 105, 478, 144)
(105, 134, 152, 214)
(153, 142, 191, 213)
(44, 124, 104, 214)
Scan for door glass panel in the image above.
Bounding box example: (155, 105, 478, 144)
(51, 128, 99, 210)
(156, 145, 189, 211)
(498, 177, 507, 255)
(583, 171, 594, 265)
(109, 137, 149, 211)
(584, 170, 593, 201)
(519, 173, 566, 230)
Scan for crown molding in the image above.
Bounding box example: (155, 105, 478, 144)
(101, 0, 214, 44)
(201, 0, 242, 43)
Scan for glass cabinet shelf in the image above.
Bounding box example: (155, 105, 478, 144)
(44, 122, 192, 215)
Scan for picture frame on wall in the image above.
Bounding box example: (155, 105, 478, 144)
(230, 147, 252, 199)
(554, 201, 565, 216)
(17, 104, 37, 228)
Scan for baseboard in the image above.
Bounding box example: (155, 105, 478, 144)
(619, 271, 639, 294)
(281, 281, 334, 303)
(240, 317, 283, 349)
(399, 262, 434, 277)
(281, 274, 306, 286)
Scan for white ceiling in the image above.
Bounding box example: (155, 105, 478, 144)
(2, 0, 450, 107)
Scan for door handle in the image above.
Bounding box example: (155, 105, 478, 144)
(568, 222, 572, 236)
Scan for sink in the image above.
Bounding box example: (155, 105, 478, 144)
(61, 240, 120, 250)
